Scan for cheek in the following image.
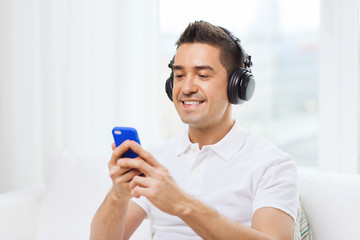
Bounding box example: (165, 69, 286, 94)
(172, 84, 180, 100)
(218, 78, 229, 100)
(204, 81, 228, 101)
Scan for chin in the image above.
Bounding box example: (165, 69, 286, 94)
(179, 116, 200, 125)
(180, 116, 208, 128)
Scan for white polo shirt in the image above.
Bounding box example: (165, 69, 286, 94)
(132, 122, 298, 240)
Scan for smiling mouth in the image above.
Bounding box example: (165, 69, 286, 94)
(182, 101, 204, 105)
(181, 100, 205, 109)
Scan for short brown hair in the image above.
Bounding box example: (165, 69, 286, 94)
(176, 20, 243, 78)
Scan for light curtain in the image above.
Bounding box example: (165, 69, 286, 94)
(0, 0, 161, 193)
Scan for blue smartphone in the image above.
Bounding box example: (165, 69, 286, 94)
(112, 127, 141, 158)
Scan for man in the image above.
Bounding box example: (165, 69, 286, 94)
(90, 21, 298, 240)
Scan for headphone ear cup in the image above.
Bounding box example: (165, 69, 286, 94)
(227, 68, 255, 104)
(165, 72, 174, 101)
(239, 71, 255, 101)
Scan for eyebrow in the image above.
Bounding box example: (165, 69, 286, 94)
(173, 65, 215, 72)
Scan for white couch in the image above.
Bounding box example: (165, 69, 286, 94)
(0, 151, 359, 240)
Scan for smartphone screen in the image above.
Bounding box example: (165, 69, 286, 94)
(112, 127, 141, 158)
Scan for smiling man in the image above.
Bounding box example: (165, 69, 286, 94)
(90, 21, 298, 240)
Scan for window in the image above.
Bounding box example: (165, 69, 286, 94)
(317, 0, 359, 173)
(359, 1, 360, 173)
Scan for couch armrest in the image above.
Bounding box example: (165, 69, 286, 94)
(299, 168, 360, 240)
(0, 185, 45, 240)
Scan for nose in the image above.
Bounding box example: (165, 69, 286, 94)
(181, 74, 198, 95)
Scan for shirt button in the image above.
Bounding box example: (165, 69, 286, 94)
(193, 167, 200, 173)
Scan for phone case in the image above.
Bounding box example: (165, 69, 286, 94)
(112, 127, 141, 158)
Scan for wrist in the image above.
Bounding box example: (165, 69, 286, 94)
(108, 187, 131, 204)
(175, 193, 196, 218)
(176, 194, 218, 221)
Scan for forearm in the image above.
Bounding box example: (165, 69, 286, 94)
(90, 188, 130, 240)
(177, 196, 275, 240)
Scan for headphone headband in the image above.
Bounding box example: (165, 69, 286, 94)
(218, 26, 252, 69)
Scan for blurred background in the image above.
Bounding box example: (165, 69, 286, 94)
(0, 0, 359, 194)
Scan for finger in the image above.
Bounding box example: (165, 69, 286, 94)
(120, 169, 143, 183)
(110, 140, 132, 165)
(117, 157, 154, 177)
(131, 185, 151, 199)
(129, 175, 149, 190)
(111, 167, 142, 184)
(111, 142, 116, 150)
(131, 186, 141, 198)
(127, 141, 161, 167)
(109, 165, 131, 179)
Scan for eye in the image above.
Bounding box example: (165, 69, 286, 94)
(175, 74, 184, 79)
(198, 74, 209, 79)
(174, 71, 185, 79)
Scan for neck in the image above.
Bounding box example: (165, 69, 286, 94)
(188, 117, 235, 149)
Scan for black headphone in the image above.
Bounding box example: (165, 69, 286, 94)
(165, 26, 255, 104)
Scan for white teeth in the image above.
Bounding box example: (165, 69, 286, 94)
(183, 101, 202, 105)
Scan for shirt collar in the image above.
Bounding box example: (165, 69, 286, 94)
(209, 121, 248, 160)
(175, 128, 194, 156)
(175, 121, 249, 161)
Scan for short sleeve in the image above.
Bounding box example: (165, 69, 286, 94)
(252, 156, 299, 221)
(131, 196, 151, 218)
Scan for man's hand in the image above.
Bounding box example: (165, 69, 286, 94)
(108, 141, 143, 201)
(117, 141, 189, 216)
(90, 141, 147, 240)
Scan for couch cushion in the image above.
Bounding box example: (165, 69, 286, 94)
(0, 185, 45, 240)
(298, 168, 360, 240)
(37, 151, 111, 240)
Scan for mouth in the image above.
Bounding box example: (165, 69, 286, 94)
(183, 100, 204, 104)
(181, 100, 205, 108)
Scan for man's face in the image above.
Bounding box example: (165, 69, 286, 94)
(172, 43, 231, 129)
